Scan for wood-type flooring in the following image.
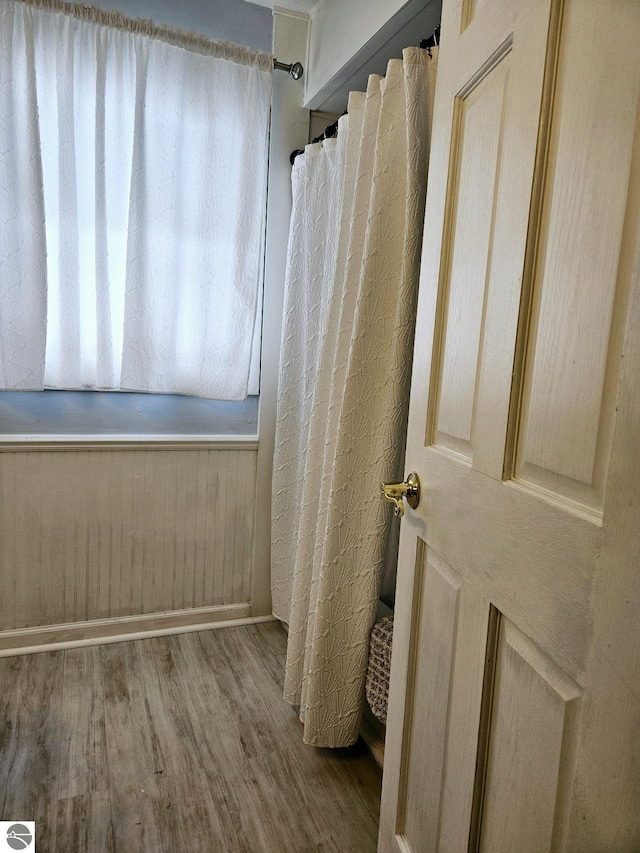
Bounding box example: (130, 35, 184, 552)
(0, 622, 381, 852)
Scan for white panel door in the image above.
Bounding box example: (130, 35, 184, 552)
(379, 0, 640, 850)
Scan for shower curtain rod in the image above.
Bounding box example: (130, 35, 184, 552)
(420, 25, 441, 53)
(287, 26, 439, 165)
(289, 110, 344, 165)
(273, 58, 304, 79)
(276, 25, 436, 82)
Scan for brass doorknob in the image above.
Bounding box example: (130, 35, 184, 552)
(381, 472, 420, 518)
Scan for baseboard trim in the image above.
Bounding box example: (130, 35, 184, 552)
(0, 605, 277, 657)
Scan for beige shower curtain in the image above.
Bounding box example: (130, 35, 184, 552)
(271, 47, 438, 747)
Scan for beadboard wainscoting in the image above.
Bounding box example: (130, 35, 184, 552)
(0, 448, 263, 654)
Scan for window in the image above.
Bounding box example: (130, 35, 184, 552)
(0, 0, 272, 403)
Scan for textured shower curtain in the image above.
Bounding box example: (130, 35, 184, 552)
(271, 47, 438, 747)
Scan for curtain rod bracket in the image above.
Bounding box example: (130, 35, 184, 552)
(273, 59, 304, 80)
(420, 25, 441, 56)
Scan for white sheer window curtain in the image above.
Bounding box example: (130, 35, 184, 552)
(0, 0, 272, 400)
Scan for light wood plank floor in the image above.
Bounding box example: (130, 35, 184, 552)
(0, 623, 381, 852)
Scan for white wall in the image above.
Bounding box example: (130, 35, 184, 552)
(70, 0, 273, 51)
(252, 9, 310, 615)
(305, 0, 441, 112)
(0, 448, 259, 652)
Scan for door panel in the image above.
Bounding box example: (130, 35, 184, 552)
(475, 618, 581, 853)
(514, 0, 640, 513)
(379, 0, 640, 850)
(433, 49, 511, 461)
(396, 545, 461, 852)
(424, 3, 558, 483)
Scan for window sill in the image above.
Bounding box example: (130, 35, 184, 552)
(0, 435, 258, 451)
(0, 391, 259, 450)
